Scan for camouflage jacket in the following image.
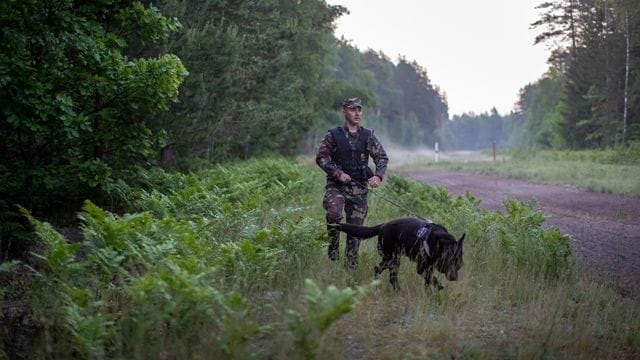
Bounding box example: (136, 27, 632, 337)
(315, 124, 389, 189)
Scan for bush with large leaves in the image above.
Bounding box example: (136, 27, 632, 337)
(0, 0, 186, 233)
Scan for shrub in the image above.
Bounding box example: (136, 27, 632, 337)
(383, 175, 571, 278)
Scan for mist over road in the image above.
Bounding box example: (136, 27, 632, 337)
(404, 170, 640, 297)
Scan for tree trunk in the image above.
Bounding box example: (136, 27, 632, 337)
(569, 0, 578, 57)
(160, 142, 177, 167)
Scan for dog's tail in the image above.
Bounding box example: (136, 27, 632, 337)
(336, 223, 382, 239)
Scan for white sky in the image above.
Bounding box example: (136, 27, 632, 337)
(326, 0, 551, 116)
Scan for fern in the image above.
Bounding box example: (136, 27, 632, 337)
(286, 279, 378, 359)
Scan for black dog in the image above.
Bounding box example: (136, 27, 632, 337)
(337, 217, 465, 290)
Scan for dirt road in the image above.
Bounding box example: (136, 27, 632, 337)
(404, 170, 640, 296)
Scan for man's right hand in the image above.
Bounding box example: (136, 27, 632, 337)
(337, 172, 351, 183)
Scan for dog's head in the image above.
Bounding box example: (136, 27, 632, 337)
(436, 232, 465, 281)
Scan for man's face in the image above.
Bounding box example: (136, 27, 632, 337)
(343, 106, 362, 127)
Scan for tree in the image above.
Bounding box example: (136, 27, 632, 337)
(618, 0, 640, 143)
(530, 0, 639, 148)
(531, 0, 583, 56)
(443, 110, 514, 151)
(0, 1, 186, 222)
(362, 50, 402, 122)
(394, 58, 448, 146)
(522, 70, 566, 149)
(147, 0, 347, 162)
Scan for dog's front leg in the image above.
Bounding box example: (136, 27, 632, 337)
(423, 267, 443, 290)
(430, 275, 444, 290)
(374, 265, 383, 279)
(374, 259, 391, 279)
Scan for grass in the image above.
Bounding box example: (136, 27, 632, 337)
(303, 241, 638, 358)
(2, 156, 639, 359)
(392, 147, 640, 197)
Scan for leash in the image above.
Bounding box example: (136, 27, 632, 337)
(338, 178, 430, 222)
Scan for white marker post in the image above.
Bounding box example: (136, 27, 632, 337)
(435, 141, 439, 163)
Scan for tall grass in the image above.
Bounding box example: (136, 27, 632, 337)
(4, 156, 638, 358)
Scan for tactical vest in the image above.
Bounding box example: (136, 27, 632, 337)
(330, 126, 373, 183)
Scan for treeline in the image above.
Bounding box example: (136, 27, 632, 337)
(309, 45, 448, 149)
(523, 0, 640, 149)
(441, 109, 519, 150)
(143, 0, 345, 162)
(0, 0, 449, 240)
(443, 0, 640, 150)
(148, 1, 448, 158)
(0, 0, 343, 233)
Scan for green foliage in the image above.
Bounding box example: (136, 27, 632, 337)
(2, 0, 637, 355)
(313, 44, 449, 148)
(515, 69, 566, 149)
(0, 200, 32, 260)
(528, 0, 640, 149)
(511, 144, 640, 166)
(0, 0, 186, 230)
(8, 157, 637, 358)
(417, 147, 640, 196)
(147, 0, 346, 161)
(384, 175, 571, 278)
(303, 279, 376, 332)
(495, 198, 571, 277)
(286, 279, 377, 359)
(392, 58, 448, 146)
(443, 108, 511, 150)
(20, 208, 106, 358)
(14, 158, 337, 358)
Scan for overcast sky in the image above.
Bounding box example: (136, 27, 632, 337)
(326, 0, 551, 116)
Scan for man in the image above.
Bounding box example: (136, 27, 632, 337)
(316, 97, 389, 269)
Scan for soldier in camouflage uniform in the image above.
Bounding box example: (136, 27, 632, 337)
(316, 97, 389, 269)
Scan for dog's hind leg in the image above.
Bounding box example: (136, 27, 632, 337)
(376, 256, 400, 290)
(389, 260, 401, 290)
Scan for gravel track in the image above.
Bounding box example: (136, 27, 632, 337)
(404, 170, 640, 297)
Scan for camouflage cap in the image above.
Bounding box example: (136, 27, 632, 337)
(342, 97, 362, 109)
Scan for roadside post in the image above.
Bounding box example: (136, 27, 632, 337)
(435, 141, 439, 163)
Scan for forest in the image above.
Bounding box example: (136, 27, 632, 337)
(445, 0, 640, 150)
(3, 0, 640, 222)
(1, 0, 639, 358)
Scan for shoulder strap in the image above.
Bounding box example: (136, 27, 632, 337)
(329, 127, 351, 152)
(416, 223, 434, 257)
(329, 126, 343, 139)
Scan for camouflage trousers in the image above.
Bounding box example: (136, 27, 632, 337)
(322, 184, 368, 269)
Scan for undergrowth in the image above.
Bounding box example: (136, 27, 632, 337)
(2, 156, 638, 359)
